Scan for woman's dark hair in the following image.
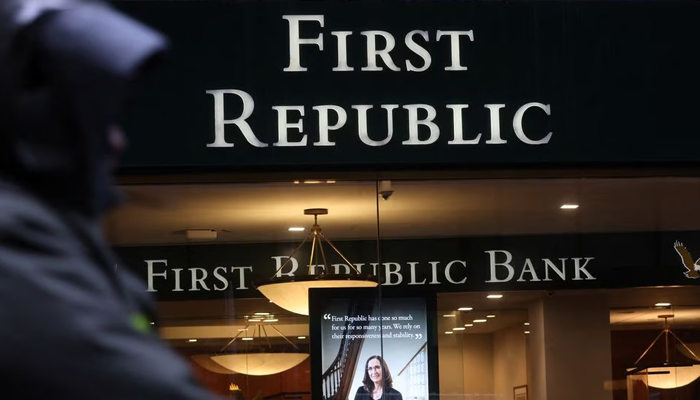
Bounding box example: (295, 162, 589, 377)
(362, 355, 393, 392)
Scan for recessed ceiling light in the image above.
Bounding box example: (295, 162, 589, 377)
(188, 339, 197, 342)
(487, 294, 503, 299)
(464, 324, 473, 327)
(150, 322, 155, 325)
(474, 319, 487, 323)
(453, 327, 466, 331)
(487, 315, 496, 318)
(288, 227, 305, 232)
(445, 331, 454, 335)
(655, 302, 672, 307)
(248, 318, 262, 322)
(443, 314, 456, 317)
(254, 312, 270, 316)
(298, 336, 307, 339)
(524, 331, 530, 334)
(263, 318, 279, 322)
(560, 204, 579, 209)
(524, 322, 530, 326)
(242, 337, 254, 341)
(458, 307, 473, 311)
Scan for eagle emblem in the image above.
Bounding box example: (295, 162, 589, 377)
(673, 241, 700, 279)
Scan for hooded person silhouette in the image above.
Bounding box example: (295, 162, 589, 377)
(0, 1, 225, 399)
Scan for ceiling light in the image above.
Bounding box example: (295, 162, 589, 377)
(464, 324, 473, 327)
(248, 318, 262, 322)
(524, 331, 530, 334)
(445, 331, 454, 335)
(255, 208, 378, 316)
(150, 322, 155, 325)
(560, 204, 579, 209)
(263, 318, 279, 322)
(293, 180, 336, 185)
(474, 319, 487, 323)
(188, 339, 198, 342)
(453, 327, 465, 331)
(443, 314, 456, 318)
(487, 294, 503, 299)
(524, 322, 530, 326)
(242, 337, 254, 341)
(288, 227, 305, 232)
(487, 315, 496, 318)
(185, 229, 218, 241)
(458, 307, 473, 311)
(254, 312, 270, 316)
(655, 302, 672, 307)
(297, 336, 306, 339)
(211, 353, 308, 376)
(627, 315, 700, 389)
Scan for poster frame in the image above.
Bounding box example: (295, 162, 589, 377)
(309, 287, 438, 400)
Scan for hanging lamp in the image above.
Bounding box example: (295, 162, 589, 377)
(626, 314, 700, 389)
(255, 208, 378, 316)
(192, 316, 309, 376)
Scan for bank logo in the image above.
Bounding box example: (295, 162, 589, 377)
(673, 241, 700, 279)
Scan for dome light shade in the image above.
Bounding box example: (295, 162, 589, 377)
(210, 353, 309, 376)
(644, 365, 700, 389)
(257, 274, 378, 316)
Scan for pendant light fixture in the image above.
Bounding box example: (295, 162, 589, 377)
(626, 314, 700, 389)
(192, 316, 309, 376)
(255, 208, 378, 316)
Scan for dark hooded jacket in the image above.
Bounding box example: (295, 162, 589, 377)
(0, 1, 224, 399)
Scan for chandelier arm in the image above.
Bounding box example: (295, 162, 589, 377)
(318, 236, 330, 275)
(269, 324, 301, 350)
(308, 233, 318, 274)
(320, 233, 360, 273)
(667, 329, 700, 362)
(219, 323, 249, 353)
(262, 325, 272, 349)
(270, 233, 312, 278)
(635, 329, 667, 365)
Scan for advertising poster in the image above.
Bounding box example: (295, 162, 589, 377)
(310, 288, 430, 400)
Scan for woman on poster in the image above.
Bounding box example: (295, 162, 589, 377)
(353, 355, 403, 400)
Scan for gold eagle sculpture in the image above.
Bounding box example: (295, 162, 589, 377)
(673, 240, 700, 279)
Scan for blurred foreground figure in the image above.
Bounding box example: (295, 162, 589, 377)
(0, 1, 224, 399)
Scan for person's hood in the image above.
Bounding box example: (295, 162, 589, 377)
(0, 0, 167, 218)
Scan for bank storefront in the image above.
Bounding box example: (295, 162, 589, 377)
(109, 1, 700, 400)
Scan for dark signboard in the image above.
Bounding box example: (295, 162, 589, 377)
(114, 231, 700, 301)
(113, 0, 700, 171)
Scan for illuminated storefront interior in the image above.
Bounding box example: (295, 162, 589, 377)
(105, 177, 700, 400)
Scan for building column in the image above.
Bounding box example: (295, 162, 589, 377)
(528, 293, 613, 400)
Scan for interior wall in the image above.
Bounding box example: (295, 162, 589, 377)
(529, 294, 613, 400)
(462, 333, 494, 400)
(438, 333, 465, 400)
(493, 325, 528, 400)
(527, 300, 546, 400)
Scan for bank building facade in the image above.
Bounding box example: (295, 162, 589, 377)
(108, 1, 700, 399)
